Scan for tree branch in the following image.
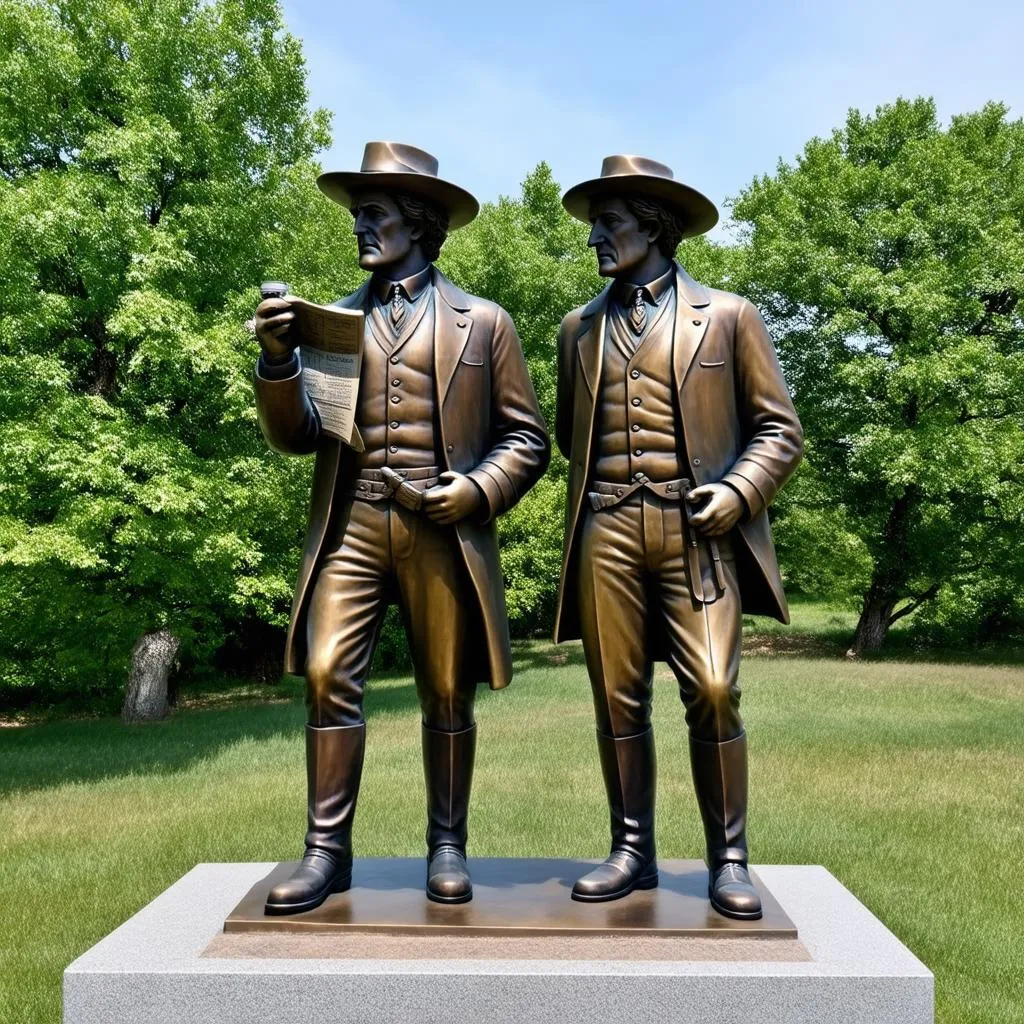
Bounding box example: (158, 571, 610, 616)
(887, 584, 941, 625)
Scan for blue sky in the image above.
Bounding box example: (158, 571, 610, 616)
(282, 0, 1024, 235)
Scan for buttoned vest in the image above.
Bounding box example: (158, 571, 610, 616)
(353, 290, 439, 471)
(593, 299, 685, 483)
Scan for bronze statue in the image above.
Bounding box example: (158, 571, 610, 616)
(252, 142, 549, 913)
(554, 156, 803, 918)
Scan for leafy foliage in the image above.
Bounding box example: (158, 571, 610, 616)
(732, 99, 1024, 650)
(3, 4, 1022, 709)
(0, 0, 340, 698)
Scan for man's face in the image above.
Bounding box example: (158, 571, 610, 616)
(351, 191, 418, 270)
(587, 197, 656, 278)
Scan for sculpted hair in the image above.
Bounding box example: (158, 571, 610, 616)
(624, 196, 686, 258)
(392, 190, 450, 262)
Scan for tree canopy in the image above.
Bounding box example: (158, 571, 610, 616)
(0, 0, 341, 700)
(733, 98, 1024, 651)
(2, 3, 1023, 707)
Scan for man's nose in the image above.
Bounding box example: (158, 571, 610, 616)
(587, 223, 601, 247)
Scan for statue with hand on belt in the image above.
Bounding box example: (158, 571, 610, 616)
(553, 156, 803, 918)
(252, 142, 550, 914)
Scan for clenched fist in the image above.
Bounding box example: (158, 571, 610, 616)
(685, 483, 746, 537)
(422, 472, 483, 525)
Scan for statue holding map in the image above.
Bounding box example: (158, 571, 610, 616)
(252, 142, 550, 914)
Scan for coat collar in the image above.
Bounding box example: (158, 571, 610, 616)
(576, 261, 711, 394)
(675, 261, 711, 309)
(334, 266, 474, 312)
(335, 269, 474, 404)
(579, 261, 709, 320)
(432, 267, 473, 313)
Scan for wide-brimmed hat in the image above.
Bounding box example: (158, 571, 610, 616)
(317, 142, 479, 229)
(562, 155, 718, 238)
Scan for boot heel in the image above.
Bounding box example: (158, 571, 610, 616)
(332, 871, 352, 894)
(634, 868, 659, 890)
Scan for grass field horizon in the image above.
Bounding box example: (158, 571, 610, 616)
(2, 604, 1022, 1023)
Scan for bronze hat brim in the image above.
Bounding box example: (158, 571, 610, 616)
(317, 171, 480, 230)
(562, 175, 719, 238)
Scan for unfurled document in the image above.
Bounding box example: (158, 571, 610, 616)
(290, 298, 365, 451)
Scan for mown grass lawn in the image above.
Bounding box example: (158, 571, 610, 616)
(1, 609, 1022, 1023)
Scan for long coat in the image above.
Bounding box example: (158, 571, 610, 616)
(254, 270, 550, 688)
(553, 263, 803, 645)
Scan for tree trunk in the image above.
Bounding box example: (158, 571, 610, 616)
(122, 629, 180, 723)
(847, 592, 897, 657)
(846, 486, 918, 658)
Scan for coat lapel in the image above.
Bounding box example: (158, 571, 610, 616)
(564, 287, 610, 557)
(671, 261, 712, 392)
(432, 270, 474, 404)
(576, 285, 611, 396)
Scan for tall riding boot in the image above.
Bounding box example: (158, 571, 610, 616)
(265, 723, 366, 915)
(572, 727, 658, 902)
(690, 731, 762, 920)
(423, 723, 476, 904)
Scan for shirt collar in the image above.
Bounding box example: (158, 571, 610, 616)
(614, 264, 675, 308)
(372, 264, 433, 304)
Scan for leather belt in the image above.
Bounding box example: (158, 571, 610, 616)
(587, 473, 728, 602)
(345, 466, 440, 512)
(588, 472, 690, 511)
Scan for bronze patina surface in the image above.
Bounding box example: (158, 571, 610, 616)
(251, 143, 549, 914)
(555, 157, 803, 918)
(224, 859, 797, 939)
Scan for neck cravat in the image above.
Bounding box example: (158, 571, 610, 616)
(629, 287, 647, 336)
(388, 283, 407, 335)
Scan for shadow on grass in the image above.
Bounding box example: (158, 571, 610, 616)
(510, 640, 587, 673)
(0, 671, 427, 798)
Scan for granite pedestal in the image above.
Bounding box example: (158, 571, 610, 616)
(64, 859, 933, 1023)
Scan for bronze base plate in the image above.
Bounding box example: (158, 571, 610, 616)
(223, 859, 797, 939)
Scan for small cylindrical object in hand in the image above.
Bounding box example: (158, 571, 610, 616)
(260, 280, 290, 300)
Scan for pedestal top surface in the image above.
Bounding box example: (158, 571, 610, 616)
(224, 858, 796, 939)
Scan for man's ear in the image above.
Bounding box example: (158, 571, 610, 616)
(644, 220, 662, 247)
(407, 221, 425, 243)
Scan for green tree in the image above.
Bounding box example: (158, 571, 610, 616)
(732, 99, 1024, 653)
(0, 0, 348, 703)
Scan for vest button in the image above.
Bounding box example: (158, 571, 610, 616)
(693, 457, 701, 466)
(634, 448, 643, 456)
(391, 395, 400, 403)
(631, 424, 640, 432)
(631, 398, 641, 406)
(392, 378, 401, 387)
(446, 443, 454, 452)
(390, 356, 399, 364)
(389, 445, 398, 453)
(390, 420, 399, 429)
(630, 370, 640, 379)
(693, 319, 701, 326)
